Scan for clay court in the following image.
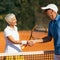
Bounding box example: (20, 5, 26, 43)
(0, 31, 54, 52)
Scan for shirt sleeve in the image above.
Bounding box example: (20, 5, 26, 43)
(56, 21, 60, 42)
(4, 29, 11, 37)
(48, 23, 52, 37)
(42, 23, 52, 43)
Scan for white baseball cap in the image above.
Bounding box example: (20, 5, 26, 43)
(41, 4, 58, 13)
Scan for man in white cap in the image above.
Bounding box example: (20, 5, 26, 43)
(28, 4, 60, 60)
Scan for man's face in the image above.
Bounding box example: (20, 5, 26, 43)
(45, 9, 54, 20)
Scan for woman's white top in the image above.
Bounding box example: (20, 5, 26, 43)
(4, 26, 22, 53)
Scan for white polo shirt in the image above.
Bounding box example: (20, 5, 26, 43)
(4, 26, 22, 53)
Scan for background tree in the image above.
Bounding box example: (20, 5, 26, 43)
(0, 0, 60, 31)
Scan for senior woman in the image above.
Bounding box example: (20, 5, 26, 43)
(4, 13, 27, 60)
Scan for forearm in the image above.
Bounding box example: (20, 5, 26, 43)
(13, 40, 21, 44)
(34, 36, 52, 43)
(7, 36, 21, 44)
(8, 38, 21, 44)
(34, 39, 43, 43)
(7, 36, 28, 45)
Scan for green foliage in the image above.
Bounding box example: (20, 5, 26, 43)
(0, 0, 60, 31)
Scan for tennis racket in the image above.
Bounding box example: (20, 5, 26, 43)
(29, 24, 47, 40)
(29, 25, 38, 40)
(22, 24, 48, 49)
(21, 25, 38, 49)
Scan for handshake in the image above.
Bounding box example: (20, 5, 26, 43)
(21, 39, 43, 47)
(21, 40, 38, 47)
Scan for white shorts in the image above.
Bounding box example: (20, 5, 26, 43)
(54, 54, 60, 60)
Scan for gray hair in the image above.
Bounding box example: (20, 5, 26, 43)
(5, 13, 16, 23)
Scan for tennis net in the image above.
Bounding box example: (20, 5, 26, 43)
(0, 50, 54, 60)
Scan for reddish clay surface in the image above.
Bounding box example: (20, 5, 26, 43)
(0, 31, 54, 53)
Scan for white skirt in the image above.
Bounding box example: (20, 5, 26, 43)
(5, 44, 22, 53)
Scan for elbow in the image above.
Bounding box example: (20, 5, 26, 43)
(43, 36, 52, 42)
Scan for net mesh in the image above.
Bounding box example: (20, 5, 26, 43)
(0, 50, 54, 60)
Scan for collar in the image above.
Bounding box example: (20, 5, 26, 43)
(55, 14, 60, 21)
(7, 25, 16, 31)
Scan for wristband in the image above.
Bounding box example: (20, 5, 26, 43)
(21, 40, 27, 44)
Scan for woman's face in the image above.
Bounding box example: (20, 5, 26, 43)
(9, 17, 17, 26)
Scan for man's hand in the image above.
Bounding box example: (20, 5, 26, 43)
(27, 40, 36, 47)
(27, 39, 43, 47)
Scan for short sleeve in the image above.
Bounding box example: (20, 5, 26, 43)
(4, 29, 11, 37)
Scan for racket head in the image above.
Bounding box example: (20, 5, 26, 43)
(29, 25, 48, 40)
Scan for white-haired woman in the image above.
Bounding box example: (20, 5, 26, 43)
(4, 13, 27, 53)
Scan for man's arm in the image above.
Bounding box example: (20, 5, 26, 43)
(27, 36, 52, 46)
(33, 36, 52, 43)
(42, 36, 52, 42)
